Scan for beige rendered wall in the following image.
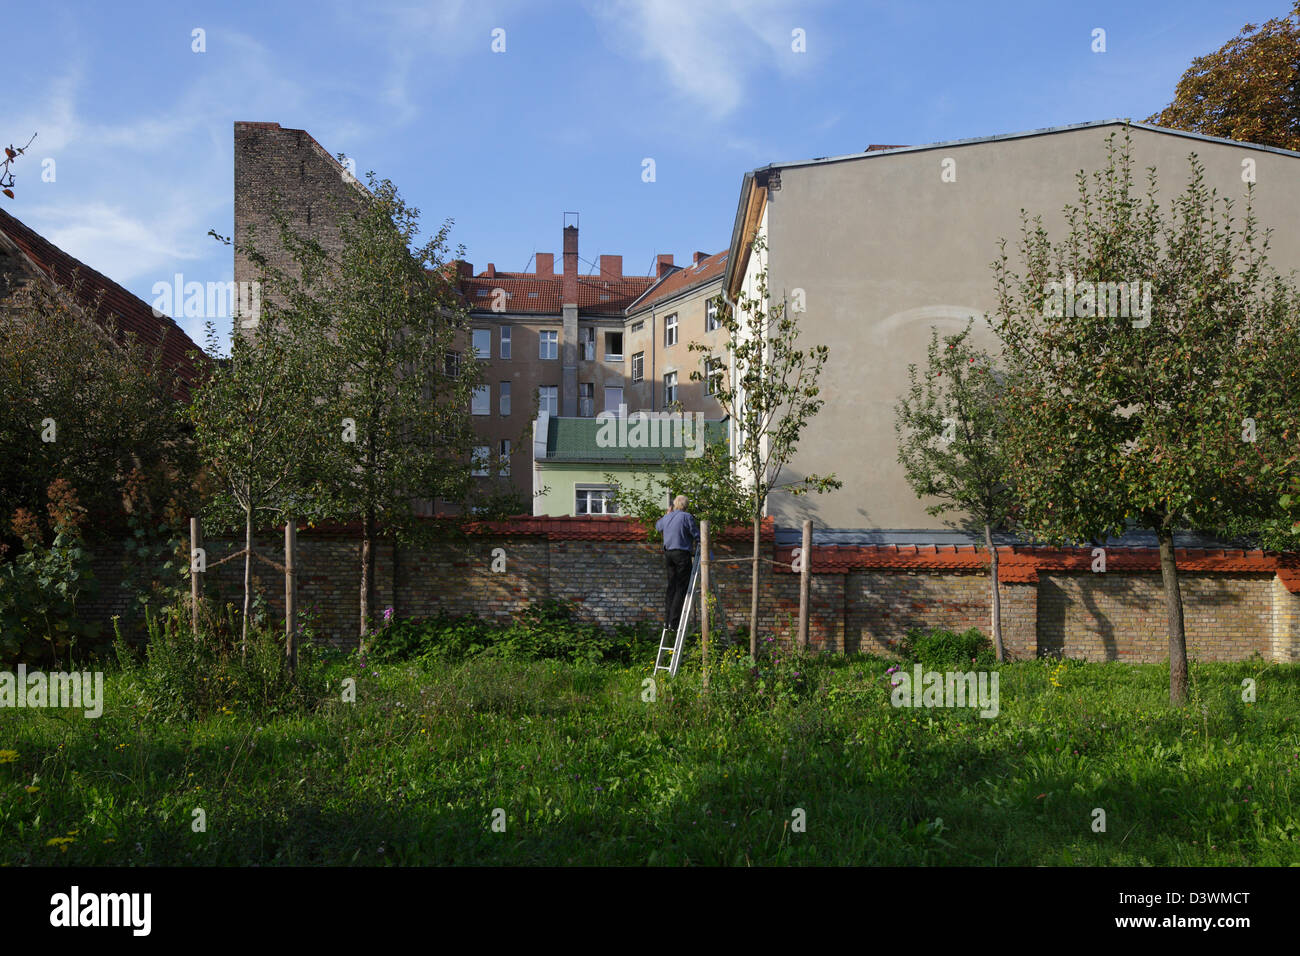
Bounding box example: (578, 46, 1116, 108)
(764, 123, 1300, 530)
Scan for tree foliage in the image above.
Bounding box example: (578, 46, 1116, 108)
(992, 129, 1300, 704)
(690, 236, 840, 653)
(245, 173, 483, 642)
(1147, 2, 1300, 151)
(895, 322, 1016, 659)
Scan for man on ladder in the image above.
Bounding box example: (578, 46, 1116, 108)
(656, 494, 699, 634)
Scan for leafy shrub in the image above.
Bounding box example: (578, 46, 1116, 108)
(115, 609, 330, 721)
(0, 480, 102, 666)
(897, 626, 996, 669)
(370, 599, 658, 667)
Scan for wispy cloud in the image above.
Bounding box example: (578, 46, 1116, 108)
(585, 0, 819, 117)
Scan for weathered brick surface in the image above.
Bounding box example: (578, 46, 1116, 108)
(1038, 572, 1273, 662)
(73, 522, 1300, 664)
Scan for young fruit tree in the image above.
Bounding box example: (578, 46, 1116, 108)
(689, 236, 841, 655)
(895, 322, 1016, 660)
(992, 129, 1300, 705)
(250, 173, 483, 646)
(188, 307, 326, 649)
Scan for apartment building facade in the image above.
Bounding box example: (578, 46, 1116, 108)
(624, 250, 728, 416)
(724, 120, 1300, 531)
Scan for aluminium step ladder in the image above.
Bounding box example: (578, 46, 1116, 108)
(654, 548, 702, 677)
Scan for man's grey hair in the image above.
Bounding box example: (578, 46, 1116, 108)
(672, 494, 688, 510)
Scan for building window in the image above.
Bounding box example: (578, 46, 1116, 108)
(538, 386, 558, 417)
(580, 327, 595, 361)
(664, 313, 678, 347)
(631, 352, 644, 382)
(575, 484, 618, 515)
(499, 439, 511, 477)
(500, 381, 511, 416)
(540, 330, 558, 360)
(604, 386, 623, 413)
(444, 350, 461, 378)
(705, 357, 724, 395)
(579, 382, 594, 418)
(500, 326, 511, 359)
(471, 446, 490, 477)
(605, 331, 623, 361)
(473, 328, 491, 358)
(705, 299, 721, 332)
(472, 385, 490, 415)
(630, 319, 644, 335)
(664, 370, 677, 406)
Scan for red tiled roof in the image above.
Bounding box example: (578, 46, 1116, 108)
(280, 514, 773, 542)
(630, 251, 727, 313)
(771, 543, 1300, 590)
(0, 207, 209, 393)
(456, 272, 656, 316)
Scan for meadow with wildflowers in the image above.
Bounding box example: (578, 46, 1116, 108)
(0, 635, 1297, 865)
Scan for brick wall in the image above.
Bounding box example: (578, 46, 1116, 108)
(233, 121, 368, 315)
(79, 518, 1300, 663)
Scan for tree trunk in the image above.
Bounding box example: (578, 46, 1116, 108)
(984, 521, 1004, 662)
(749, 515, 760, 657)
(242, 508, 254, 658)
(359, 507, 376, 652)
(1158, 525, 1190, 705)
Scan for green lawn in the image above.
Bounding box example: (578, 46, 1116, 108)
(2, 650, 1297, 865)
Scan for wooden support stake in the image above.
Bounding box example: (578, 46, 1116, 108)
(700, 521, 710, 692)
(285, 517, 298, 676)
(190, 516, 203, 636)
(797, 519, 812, 649)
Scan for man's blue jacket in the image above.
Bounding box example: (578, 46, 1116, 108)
(656, 509, 699, 552)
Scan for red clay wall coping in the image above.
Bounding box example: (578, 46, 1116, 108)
(261, 514, 774, 543)
(772, 544, 1300, 591)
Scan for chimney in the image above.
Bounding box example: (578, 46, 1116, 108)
(563, 225, 578, 304)
(454, 260, 473, 278)
(692, 251, 709, 266)
(656, 254, 674, 279)
(535, 252, 554, 277)
(485, 263, 497, 278)
(599, 254, 622, 278)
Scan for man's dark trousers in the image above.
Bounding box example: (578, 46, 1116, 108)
(665, 549, 693, 631)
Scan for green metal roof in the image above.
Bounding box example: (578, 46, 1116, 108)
(542, 416, 727, 463)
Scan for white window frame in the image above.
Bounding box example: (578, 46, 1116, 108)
(631, 351, 644, 382)
(604, 386, 623, 414)
(705, 300, 720, 332)
(664, 313, 678, 347)
(500, 381, 511, 416)
(605, 331, 623, 362)
(575, 484, 618, 516)
(500, 326, 512, 359)
(540, 329, 558, 360)
(472, 327, 491, 359)
(538, 385, 558, 417)
(664, 370, 677, 405)
(472, 385, 490, 416)
(499, 439, 511, 477)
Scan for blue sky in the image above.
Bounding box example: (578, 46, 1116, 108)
(4, 0, 1289, 354)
